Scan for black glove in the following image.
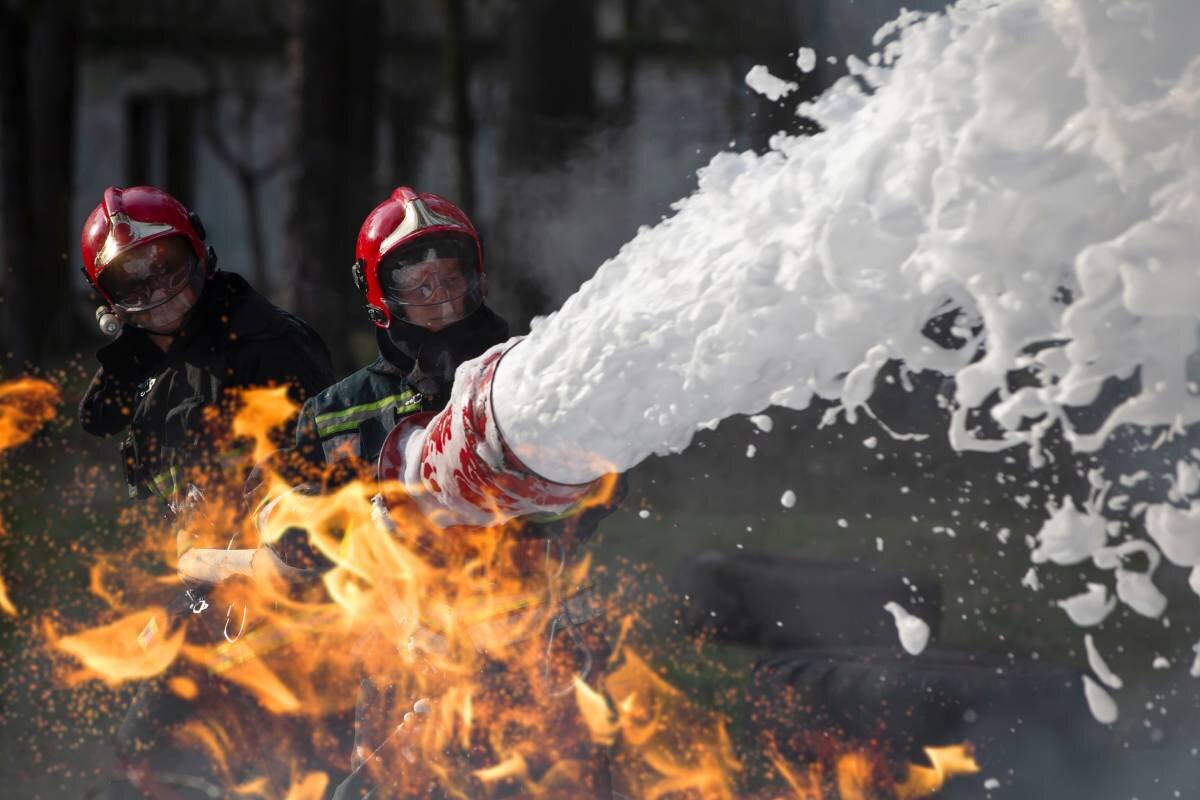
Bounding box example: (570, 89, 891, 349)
(79, 330, 165, 437)
(96, 327, 166, 384)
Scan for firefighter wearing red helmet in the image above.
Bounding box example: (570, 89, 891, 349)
(266, 187, 621, 798)
(292, 186, 508, 468)
(78, 186, 334, 500)
(81, 186, 210, 337)
(79, 186, 336, 797)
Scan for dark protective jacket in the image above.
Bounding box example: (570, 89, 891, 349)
(291, 304, 625, 548)
(293, 306, 512, 471)
(79, 271, 335, 501)
(292, 353, 429, 470)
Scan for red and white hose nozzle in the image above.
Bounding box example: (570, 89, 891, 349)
(377, 341, 606, 527)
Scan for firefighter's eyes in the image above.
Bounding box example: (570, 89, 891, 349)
(395, 272, 467, 301)
(411, 277, 465, 300)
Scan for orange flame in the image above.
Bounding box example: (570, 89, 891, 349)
(768, 741, 826, 799)
(896, 744, 981, 798)
(0, 517, 15, 618)
(587, 651, 741, 800)
(48, 607, 185, 686)
(46, 382, 982, 799)
(836, 753, 873, 800)
(282, 771, 329, 800)
(0, 377, 59, 450)
(0, 377, 60, 616)
(231, 386, 299, 463)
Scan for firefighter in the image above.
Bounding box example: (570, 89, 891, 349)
(77, 185, 335, 798)
(262, 186, 619, 798)
(79, 185, 335, 504)
(291, 185, 508, 471)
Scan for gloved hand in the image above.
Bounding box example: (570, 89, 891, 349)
(79, 328, 166, 437)
(95, 326, 165, 384)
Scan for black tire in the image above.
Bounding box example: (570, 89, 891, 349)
(748, 646, 1105, 798)
(674, 549, 942, 649)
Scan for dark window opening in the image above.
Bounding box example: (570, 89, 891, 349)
(125, 94, 197, 206)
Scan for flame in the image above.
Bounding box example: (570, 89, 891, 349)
(169, 675, 200, 700)
(0, 517, 15, 617)
(768, 742, 826, 800)
(764, 738, 981, 800)
(88, 560, 124, 610)
(48, 607, 185, 685)
(282, 771, 328, 800)
(231, 385, 299, 463)
(0, 377, 59, 450)
(587, 651, 742, 800)
(895, 744, 981, 799)
(0, 377, 59, 617)
(574, 674, 620, 746)
(836, 753, 873, 800)
(42, 382, 982, 799)
(474, 753, 529, 784)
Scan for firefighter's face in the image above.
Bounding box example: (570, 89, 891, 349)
(387, 257, 472, 331)
(101, 236, 205, 334)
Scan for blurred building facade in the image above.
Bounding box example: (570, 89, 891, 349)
(3, 0, 947, 368)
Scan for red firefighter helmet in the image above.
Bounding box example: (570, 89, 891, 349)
(352, 186, 485, 328)
(80, 186, 211, 305)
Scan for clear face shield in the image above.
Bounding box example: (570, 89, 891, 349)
(379, 236, 483, 331)
(97, 236, 205, 334)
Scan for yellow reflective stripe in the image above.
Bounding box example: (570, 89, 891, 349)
(313, 392, 415, 425)
(151, 466, 179, 496)
(314, 391, 417, 434)
(318, 399, 422, 437)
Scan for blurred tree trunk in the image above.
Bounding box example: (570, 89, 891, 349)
(495, 0, 597, 329)
(27, 0, 79, 357)
(619, 0, 638, 112)
(0, 5, 36, 368)
(284, 0, 380, 371)
(442, 0, 475, 217)
(502, 0, 596, 168)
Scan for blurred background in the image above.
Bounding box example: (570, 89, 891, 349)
(2, 1, 1199, 798)
(0, 0, 946, 371)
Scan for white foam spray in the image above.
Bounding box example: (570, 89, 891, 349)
(484, 0, 1200, 689)
(1084, 634, 1124, 690)
(1057, 583, 1117, 627)
(796, 47, 817, 74)
(884, 600, 931, 655)
(1083, 674, 1119, 724)
(745, 65, 799, 101)
(494, 0, 1200, 486)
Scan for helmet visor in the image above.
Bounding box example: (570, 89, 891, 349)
(98, 236, 200, 312)
(379, 237, 480, 308)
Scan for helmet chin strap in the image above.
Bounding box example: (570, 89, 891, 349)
(132, 323, 185, 338)
(379, 305, 510, 408)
